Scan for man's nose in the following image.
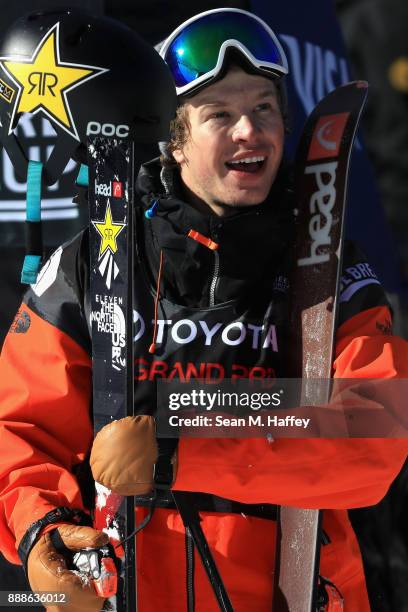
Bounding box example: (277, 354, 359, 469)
(232, 115, 260, 142)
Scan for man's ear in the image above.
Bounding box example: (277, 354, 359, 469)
(172, 148, 186, 165)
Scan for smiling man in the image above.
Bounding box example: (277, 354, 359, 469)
(1, 7, 408, 612)
(172, 66, 285, 212)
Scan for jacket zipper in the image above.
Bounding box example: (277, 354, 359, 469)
(209, 250, 220, 307)
(185, 527, 195, 612)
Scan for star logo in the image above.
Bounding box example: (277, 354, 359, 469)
(0, 22, 108, 140)
(92, 200, 126, 259)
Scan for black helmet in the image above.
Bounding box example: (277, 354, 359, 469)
(0, 9, 177, 184)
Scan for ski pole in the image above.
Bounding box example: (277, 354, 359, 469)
(172, 491, 234, 612)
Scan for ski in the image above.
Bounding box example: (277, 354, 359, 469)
(273, 81, 369, 611)
(88, 136, 136, 612)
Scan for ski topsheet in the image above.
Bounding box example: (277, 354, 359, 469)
(273, 82, 368, 611)
(88, 137, 136, 612)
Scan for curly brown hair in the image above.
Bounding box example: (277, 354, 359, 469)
(161, 103, 191, 168)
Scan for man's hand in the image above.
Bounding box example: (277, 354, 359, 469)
(27, 525, 109, 612)
(90, 415, 177, 495)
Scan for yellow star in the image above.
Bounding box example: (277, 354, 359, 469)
(92, 201, 126, 259)
(0, 22, 107, 139)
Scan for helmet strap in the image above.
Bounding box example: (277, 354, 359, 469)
(76, 163, 89, 187)
(21, 160, 44, 284)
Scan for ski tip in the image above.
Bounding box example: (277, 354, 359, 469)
(355, 80, 369, 89)
(339, 80, 369, 91)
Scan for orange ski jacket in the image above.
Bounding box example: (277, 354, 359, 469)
(1, 166, 408, 610)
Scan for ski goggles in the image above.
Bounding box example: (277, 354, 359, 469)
(160, 8, 289, 96)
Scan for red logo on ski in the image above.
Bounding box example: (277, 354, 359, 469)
(112, 181, 123, 198)
(307, 112, 350, 161)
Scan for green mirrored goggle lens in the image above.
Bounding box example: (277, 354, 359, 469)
(164, 12, 286, 89)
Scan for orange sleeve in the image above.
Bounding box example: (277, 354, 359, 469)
(174, 305, 408, 508)
(0, 305, 93, 564)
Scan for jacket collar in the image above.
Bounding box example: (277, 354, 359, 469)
(137, 158, 294, 308)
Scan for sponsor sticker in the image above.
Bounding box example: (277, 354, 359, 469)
(94, 180, 123, 198)
(0, 22, 107, 140)
(112, 181, 123, 198)
(0, 77, 15, 103)
(297, 161, 338, 266)
(307, 112, 349, 161)
(92, 200, 125, 258)
(86, 121, 129, 137)
(91, 200, 125, 289)
(90, 294, 126, 371)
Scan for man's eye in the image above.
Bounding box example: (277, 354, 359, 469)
(210, 111, 229, 120)
(255, 103, 272, 112)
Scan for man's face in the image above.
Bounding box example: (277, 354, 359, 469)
(173, 66, 285, 215)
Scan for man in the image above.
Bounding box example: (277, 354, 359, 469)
(0, 8, 407, 611)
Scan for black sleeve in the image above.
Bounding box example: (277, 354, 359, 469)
(338, 240, 391, 327)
